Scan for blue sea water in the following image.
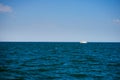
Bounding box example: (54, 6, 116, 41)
(0, 42, 120, 80)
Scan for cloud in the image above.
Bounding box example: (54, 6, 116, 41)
(0, 3, 12, 13)
(113, 19, 120, 24)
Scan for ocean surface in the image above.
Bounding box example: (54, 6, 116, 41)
(0, 42, 120, 80)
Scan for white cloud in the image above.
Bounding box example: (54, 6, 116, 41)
(0, 3, 12, 13)
(113, 19, 120, 24)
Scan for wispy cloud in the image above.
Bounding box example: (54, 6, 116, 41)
(113, 19, 120, 24)
(0, 3, 12, 13)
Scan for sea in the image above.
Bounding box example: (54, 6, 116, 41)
(0, 42, 120, 80)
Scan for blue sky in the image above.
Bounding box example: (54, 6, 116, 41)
(0, 0, 120, 42)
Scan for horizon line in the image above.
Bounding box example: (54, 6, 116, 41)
(0, 41, 120, 43)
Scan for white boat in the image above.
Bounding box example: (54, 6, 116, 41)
(80, 41, 88, 43)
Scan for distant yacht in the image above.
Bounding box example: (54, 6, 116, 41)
(80, 41, 88, 43)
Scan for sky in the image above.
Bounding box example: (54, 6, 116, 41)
(0, 0, 120, 42)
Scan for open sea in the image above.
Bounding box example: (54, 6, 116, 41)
(0, 42, 120, 80)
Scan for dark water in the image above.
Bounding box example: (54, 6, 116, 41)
(0, 42, 120, 80)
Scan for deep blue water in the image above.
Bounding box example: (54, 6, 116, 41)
(0, 42, 120, 80)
